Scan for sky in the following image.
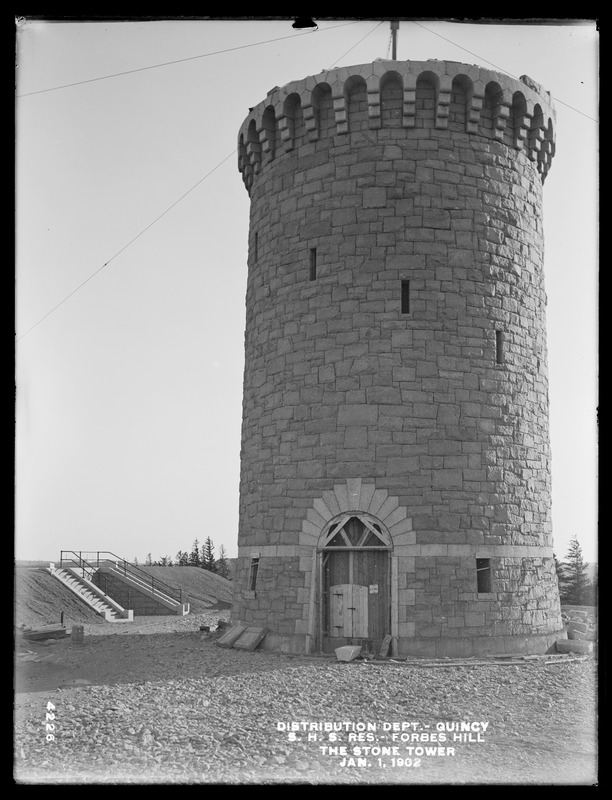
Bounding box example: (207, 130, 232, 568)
(15, 17, 598, 566)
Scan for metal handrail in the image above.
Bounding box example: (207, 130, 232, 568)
(59, 550, 182, 604)
(57, 551, 100, 582)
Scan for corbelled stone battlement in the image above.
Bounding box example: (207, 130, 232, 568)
(237, 59, 556, 193)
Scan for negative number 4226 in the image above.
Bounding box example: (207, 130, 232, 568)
(45, 701, 56, 741)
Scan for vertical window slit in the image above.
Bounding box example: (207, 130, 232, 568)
(401, 280, 411, 314)
(476, 558, 492, 593)
(495, 330, 504, 364)
(248, 557, 260, 591)
(309, 248, 317, 281)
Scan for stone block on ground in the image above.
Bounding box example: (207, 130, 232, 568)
(335, 645, 362, 662)
(379, 635, 392, 658)
(568, 621, 589, 634)
(215, 624, 247, 648)
(555, 639, 593, 655)
(233, 627, 268, 651)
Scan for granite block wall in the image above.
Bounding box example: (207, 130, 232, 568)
(231, 60, 563, 656)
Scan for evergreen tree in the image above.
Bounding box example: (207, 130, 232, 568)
(159, 555, 173, 566)
(189, 539, 201, 567)
(133, 556, 139, 566)
(561, 537, 592, 606)
(175, 550, 190, 566)
(553, 552, 568, 595)
(586, 564, 598, 606)
(215, 544, 230, 579)
(202, 537, 217, 572)
(145, 552, 153, 566)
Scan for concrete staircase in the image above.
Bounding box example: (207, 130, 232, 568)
(48, 564, 134, 622)
(98, 565, 190, 615)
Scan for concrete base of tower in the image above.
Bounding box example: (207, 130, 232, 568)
(234, 627, 568, 659)
(394, 629, 567, 659)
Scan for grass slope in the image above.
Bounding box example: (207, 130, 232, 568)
(14, 566, 233, 630)
(136, 566, 233, 608)
(15, 568, 104, 630)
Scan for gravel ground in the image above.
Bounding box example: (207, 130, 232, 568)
(14, 614, 598, 786)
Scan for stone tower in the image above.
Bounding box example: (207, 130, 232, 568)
(232, 58, 563, 657)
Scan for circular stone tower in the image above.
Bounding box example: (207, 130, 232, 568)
(232, 58, 563, 657)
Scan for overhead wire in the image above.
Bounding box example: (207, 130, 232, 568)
(327, 20, 384, 69)
(17, 20, 597, 341)
(411, 20, 598, 123)
(16, 20, 361, 98)
(17, 20, 382, 341)
(16, 149, 236, 341)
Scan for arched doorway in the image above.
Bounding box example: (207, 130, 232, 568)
(319, 513, 392, 654)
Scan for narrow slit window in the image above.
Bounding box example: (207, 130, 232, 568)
(309, 248, 317, 281)
(495, 330, 504, 364)
(401, 280, 411, 314)
(476, 558, 492, 593)
(248, 557, 260, 591)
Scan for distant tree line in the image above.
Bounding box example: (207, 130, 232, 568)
(135, 537, 231, 579)
(554, 536, 597, 606)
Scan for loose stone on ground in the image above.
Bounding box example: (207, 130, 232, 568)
(14, 613, 597, 785)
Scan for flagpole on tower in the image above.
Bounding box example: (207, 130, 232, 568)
(390, 19, 399, 60)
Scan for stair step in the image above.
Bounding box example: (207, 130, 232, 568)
(49, 567, 126, 617)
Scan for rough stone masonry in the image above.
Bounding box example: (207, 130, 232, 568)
(231, 58, 564, 657)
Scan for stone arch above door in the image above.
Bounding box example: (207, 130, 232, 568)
(300, 478, 415, 547)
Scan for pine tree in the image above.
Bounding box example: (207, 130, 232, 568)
(215, 544, 230, 579)
(561, 537, 592, 606)
(175, 550, 190, 566)
(553, 552, 568, 595)
(145, 552, 153, 566)
(202, 537, 216, 572)
(159, 555, 173, 566)
(189, 539, 201, 567)
(587, 564, 598, 606)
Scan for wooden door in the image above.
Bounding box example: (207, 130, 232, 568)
(353, 549, 389, 646)
(329, 584, 369, 638)
(322, 549, 389, 653)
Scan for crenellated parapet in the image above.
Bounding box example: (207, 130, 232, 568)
(237, 59, 556, 193)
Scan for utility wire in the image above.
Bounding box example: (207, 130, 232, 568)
(16, 149, 236, 342)
(17, 20, 597, 123)
(17, 20, 596, 341)
(328, 21, 385, 69)
(17, 19, 378, 341)
(16, 21, 360, 98)
(411, 20, 598, 123)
